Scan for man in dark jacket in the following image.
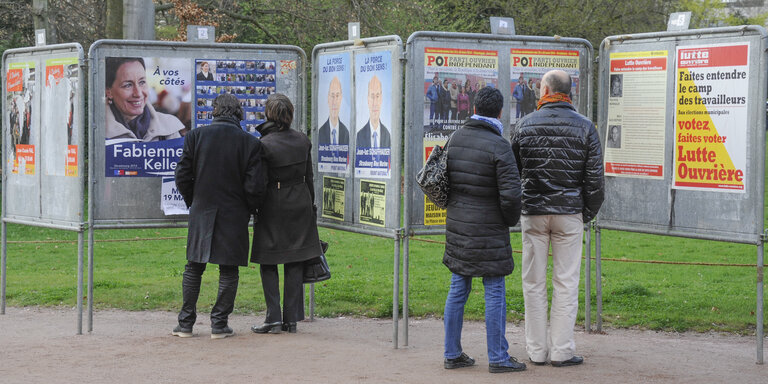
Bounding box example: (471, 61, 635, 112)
(512, 70, 604, 367)
(172, 94, 266, 339)
(442, 87, 526, 373)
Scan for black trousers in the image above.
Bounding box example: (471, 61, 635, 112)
(260, 262, 305, 323)
(178, 261, 239, 329)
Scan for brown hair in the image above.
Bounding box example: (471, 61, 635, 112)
(265, 93, 294, 130)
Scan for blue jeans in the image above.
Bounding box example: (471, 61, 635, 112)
(444, 273, 511, 364)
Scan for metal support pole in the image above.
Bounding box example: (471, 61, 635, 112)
(1, 221, 6, 315)
(309, 283, 316, 321)
(403, 231, 410, 346)
(585, 223, 592, 333)
(392, 230, 401, 348)
(87, 225, 94, 332)
(76, 231, 84, 335)
(595, 226, 603, 331)
(757, 242, 764, 364)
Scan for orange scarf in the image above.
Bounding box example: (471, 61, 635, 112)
(536, 92, 572, 110)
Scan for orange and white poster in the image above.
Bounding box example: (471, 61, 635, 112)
(673, 43, 748, 192)
(6, 61, 36, 175)
(604, 50, 667, 179)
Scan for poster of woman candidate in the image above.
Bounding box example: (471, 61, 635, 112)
(104, 56, 192, 177)
(317, 52, 351, 174)
(354, 50, 392, 179)
(6, 61, 36, 175)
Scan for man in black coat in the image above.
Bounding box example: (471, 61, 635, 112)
(318, 76, 349, 146)
(442, 87, 526, 373)
(172, 94, 266, 339)
(356, 75, 391, 148)
(512, 70, 604, 367)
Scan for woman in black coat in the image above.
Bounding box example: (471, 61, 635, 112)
(251, 94, 322, 334)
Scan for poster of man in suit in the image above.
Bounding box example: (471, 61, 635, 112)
(317, 52, 351, 173)
(354, 50, 392, 179)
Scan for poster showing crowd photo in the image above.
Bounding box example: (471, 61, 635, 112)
(673, 43, 749, 193)
(6, 61, 36, 175)
(423, 47, 499, 139)
(104, 56, 191, 177)
(510, 49, 580, 126)
(354, 50, 392, 179)
(322, 176, 345, 221)
(42, 57, 80, 177)
(195, 59, 276, 134)
(359, 179, 385, 227)
(316, 52, 352, 174)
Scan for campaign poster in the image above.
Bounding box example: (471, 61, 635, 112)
(321, 176, 345, 221)
(194, 59, 275, 133)
(6, 61, 36, 175)
(354, 50, 392, 179)
(510, 49, 580, 127)
(161, 177, 188, 215)
(359, 179, 386, 227)
(604, 51, 667, 179)
(42, 57, 80, 177)
(673, 43, 748, 192)
(317, 52, 352, 174)
(104, 57, 192, 177)
(423, 47, 498, 137)
(422, 47, 498, 225)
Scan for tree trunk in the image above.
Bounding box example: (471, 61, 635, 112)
(105, 0, 123, 39)
(123, 0, 155, 40)
(32, 0, 58, 44)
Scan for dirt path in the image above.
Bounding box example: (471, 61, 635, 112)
(0, 307, 765, 383)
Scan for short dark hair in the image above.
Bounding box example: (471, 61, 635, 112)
(265, 93, 294, 129)
(474, 86, 503, 118)
(105, 57, 145, 88)
(212, 94, 244, 120)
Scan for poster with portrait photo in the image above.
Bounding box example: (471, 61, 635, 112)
(104, 56, 191, 177)
(42, 57, 80, 177)
(354, 50, 392, 179)
(6, 61, 36, 175)
(317, 52, 352, 174)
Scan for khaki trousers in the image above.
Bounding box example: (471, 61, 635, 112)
(521, 214, 583, 362)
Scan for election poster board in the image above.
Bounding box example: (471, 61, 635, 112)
(89, 40, 306, 224)
(312, 37, 403, 233)
(673, 43, 747, 192)
(596, 27, 765, 244)
(604, 51, 668, 179)
(2, 43, 86, 228)
(404, 32, 593, 232)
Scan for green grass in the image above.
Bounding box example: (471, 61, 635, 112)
(2, 224, 765, 334)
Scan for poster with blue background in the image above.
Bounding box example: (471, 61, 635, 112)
(354, 50, 392, 179)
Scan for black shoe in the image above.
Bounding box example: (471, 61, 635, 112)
(282, 322, 297, 333)
(171, 325, 193, 338)
(489, 357, 527, 373)
(251, 321, 282, 334)
(529, 358, 547, 366)
(444, 352, 475, 369)
(551, 355, 583, 367)
(211, 326, 234, 339)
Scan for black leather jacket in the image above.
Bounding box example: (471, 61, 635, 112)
(511, 101, 604, 222)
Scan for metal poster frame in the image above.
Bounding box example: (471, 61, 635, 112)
(402, 31, 594, 346)
(311, 35, 405, 347)
(87, 39, 307, 331)
(596, 25, 767, 363)
(1, 43, 87, 334)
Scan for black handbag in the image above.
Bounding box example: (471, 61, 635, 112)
(416, 136, 452, 209)
(303, 240, 331, 284)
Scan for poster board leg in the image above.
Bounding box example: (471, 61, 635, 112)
(757, 243, 764, 364)
(88, 226, 94, 332)
(309, 283, 315, 321)
(585, 223, 592, 333)
(77, 231, 83, 335)
(1, 221, 6, 315)
(393, 231, 401, 349)
(596, 226, 603, 332)
(403, 231, 409, 346)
